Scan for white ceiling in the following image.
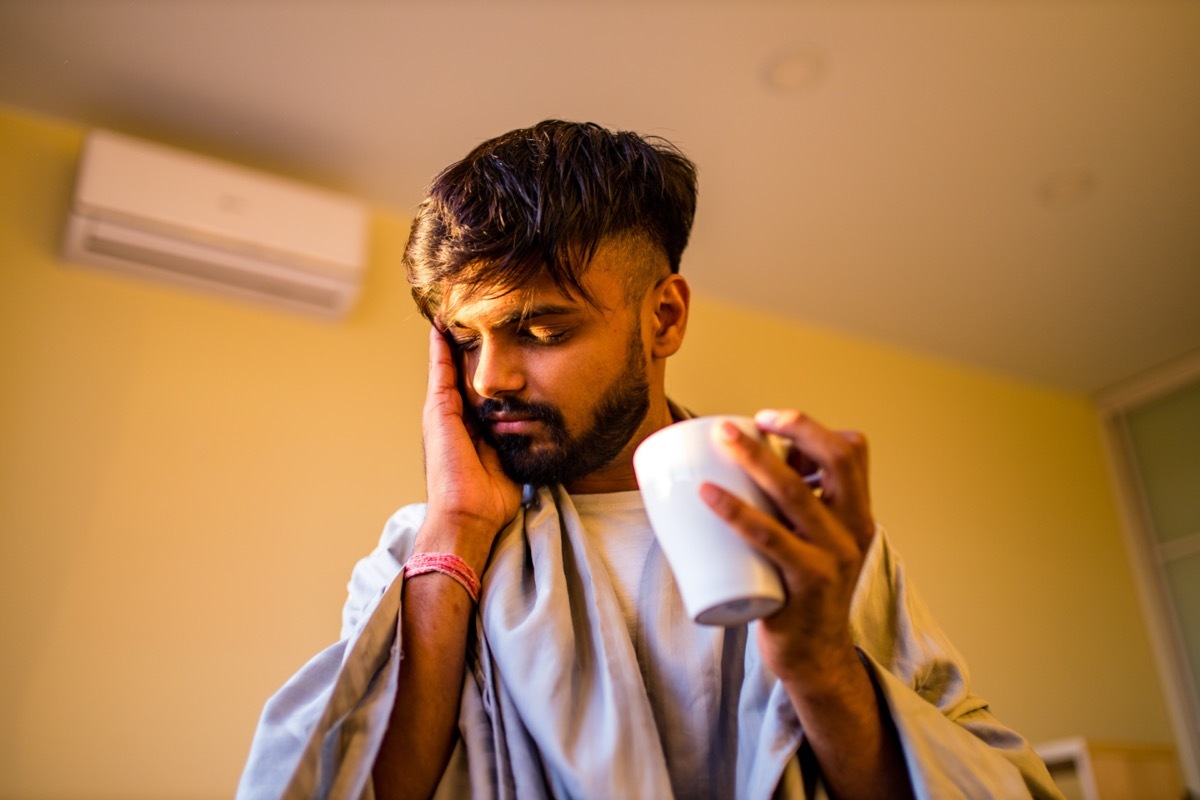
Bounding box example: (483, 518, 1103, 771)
(2, 0, 1198, 395)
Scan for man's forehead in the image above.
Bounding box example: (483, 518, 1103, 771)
(435, 241, 648, 327)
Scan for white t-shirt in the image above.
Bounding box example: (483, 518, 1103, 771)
(572, 490, 736, 800)
(571, 490, 657, 634)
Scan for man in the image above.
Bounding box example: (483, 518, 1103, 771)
(239, 121, 1061, 799)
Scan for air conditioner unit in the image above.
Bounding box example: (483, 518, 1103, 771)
(62, 129, 369, 319)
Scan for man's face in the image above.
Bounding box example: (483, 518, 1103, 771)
(440, 255, 653, 487)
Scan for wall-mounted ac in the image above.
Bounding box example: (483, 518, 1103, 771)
(62, 129, 370, 319)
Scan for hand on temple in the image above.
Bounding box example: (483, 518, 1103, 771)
(419, 325, 521, 573)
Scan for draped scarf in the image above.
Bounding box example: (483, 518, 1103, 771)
(238, 484, 804, 799)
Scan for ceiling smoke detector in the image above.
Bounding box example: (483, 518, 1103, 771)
(1037, 169, 1097, 208)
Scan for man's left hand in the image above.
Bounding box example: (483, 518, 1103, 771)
(699, 409, 875, 688)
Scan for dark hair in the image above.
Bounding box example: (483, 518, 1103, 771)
(403, 120, 698, 320)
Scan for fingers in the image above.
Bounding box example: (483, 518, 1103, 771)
(427, 325, 454, 383)
(699, 481, 818, 572)
(425, 326, 464, 419)
(714, 421, 832, 539)
(722, 411, 874, 552)
(700, 481, 858, 609)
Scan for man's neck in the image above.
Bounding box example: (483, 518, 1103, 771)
(563, 397, 678, 495)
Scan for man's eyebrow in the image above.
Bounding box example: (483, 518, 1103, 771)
(446, 303, 580, 330)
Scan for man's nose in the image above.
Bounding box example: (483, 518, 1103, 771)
(468, 341, 525, 399)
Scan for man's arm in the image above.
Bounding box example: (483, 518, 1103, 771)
(701, 410, 914, 800)
(370, 539, 481, 799)
(371, 327, 520, 800)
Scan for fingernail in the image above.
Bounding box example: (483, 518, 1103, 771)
(699, 482, 723, 505)
(717, 420, 741, 442)
(754, 409, 781, 427)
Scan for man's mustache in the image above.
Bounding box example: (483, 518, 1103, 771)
(472, 397, 564, 428)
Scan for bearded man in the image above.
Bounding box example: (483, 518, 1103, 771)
(238, 121, 1062, 799)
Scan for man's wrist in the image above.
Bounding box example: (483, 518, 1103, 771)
(416, 514, 503, 575)
(778, 642, 871, 704)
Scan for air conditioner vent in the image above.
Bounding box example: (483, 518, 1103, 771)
(84, 227, 344, 314)
(61, 129, 368, 319)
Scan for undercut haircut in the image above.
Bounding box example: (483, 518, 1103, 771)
(403, 120, 698, 321)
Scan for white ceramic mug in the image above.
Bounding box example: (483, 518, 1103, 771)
(633, 415, 786, 625)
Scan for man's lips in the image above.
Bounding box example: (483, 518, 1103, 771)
(484, 413, 542, 435)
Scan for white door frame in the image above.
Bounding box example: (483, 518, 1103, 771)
(1095, 350, 1200, 790)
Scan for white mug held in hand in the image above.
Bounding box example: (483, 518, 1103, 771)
(633, 415, 786, 626)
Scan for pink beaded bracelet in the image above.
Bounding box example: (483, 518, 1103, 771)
(403, 552, 481, 604)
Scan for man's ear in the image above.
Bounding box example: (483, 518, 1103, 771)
(649, 274, 690, 359)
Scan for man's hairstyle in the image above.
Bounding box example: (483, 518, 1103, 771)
(403, 120, 698, 320)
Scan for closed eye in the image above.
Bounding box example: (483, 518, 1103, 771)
(520, 327, 571, 345)
(449, 334, 481, 352)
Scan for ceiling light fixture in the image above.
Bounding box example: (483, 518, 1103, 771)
(762, 44, 827, 94)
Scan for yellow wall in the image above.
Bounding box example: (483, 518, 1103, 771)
(0, 106, 1174, 798)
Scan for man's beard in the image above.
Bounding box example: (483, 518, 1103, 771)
(470, 330, 651, 487)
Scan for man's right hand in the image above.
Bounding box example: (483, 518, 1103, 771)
(419, 325, 521, 573)
(374, 325, 521, 800)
